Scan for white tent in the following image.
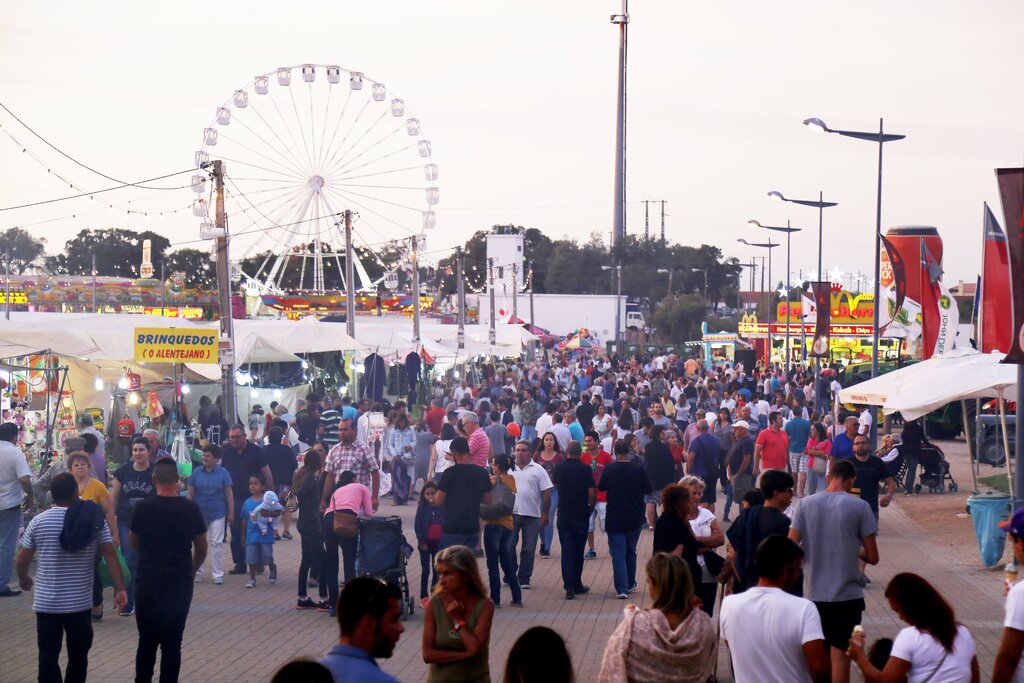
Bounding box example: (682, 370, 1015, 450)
(837, 348, 1016, 420)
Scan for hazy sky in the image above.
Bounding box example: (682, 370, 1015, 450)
(1, 0, 1022, 288)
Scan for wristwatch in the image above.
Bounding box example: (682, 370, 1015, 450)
(453, 620, 466, 632)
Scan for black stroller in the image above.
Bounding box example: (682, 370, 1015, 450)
(914, 444, 959, 494)
(356, 515, 416, 619)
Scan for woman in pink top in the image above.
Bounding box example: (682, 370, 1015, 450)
(804, 422, 832, 496)
(321, 470, 373, 611)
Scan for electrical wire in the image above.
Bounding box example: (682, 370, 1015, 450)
(0, 99, 190, 190)
(0, 170, 195, 212)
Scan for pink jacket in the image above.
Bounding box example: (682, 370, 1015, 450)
(326, 483, 373, 516)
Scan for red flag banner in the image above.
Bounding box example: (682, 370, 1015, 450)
(808, 282, 831, 357)
(980, 203, 1013, 353)
(996, 168, 1024, 364)
(919, 241, 940, 359)
(879, 233, 907, 337)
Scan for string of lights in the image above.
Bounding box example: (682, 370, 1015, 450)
(0, 100, 187, 190)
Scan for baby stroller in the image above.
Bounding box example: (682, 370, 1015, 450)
(356, 515, 416, 619)
(915, 444, 959, 494)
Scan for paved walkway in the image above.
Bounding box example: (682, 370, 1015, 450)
(0, 441, 1012, 681)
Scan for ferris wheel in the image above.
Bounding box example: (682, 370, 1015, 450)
(191, 64, 438, 294)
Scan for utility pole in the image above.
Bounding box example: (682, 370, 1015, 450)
(212, 160, 236, 424)
(659, 200, 667, 242)
(410, 235, 421, 344)
(160, 261, 166, 316)
(488, 257, 496, 345)
(511, 263, 518, 325)
(643, 200, 651, 240)
(456, 246, 465, 350)
(528, 260, 536, 361)
(343, 210, 356, 339)
(4, 248, 10, 320)
(91, 253, 97, 314)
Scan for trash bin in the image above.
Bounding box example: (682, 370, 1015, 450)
(967, 492, 1013, 568)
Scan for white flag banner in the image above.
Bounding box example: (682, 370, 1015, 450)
(801, 293, 817, 324)
(932, 279, 960, 356)
(880, 286, 923, 340)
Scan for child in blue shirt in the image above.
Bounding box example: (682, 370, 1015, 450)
(240, 475, 279, 588)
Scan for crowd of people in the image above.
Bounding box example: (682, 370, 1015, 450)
(1, 350, 1022, 682)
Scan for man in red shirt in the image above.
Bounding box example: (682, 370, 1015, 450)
(461, 412, 491, 469)
(754, 411, 790, 476)
(424, 399, 445, 437)
(581, 431, 613, 560)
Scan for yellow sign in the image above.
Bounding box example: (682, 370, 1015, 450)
(0, 292, 28, 304)
(133, 327, 219, 364)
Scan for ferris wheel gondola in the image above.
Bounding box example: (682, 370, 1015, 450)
(192, 64, 438, 296)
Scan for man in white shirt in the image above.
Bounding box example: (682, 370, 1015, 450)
(993, 508, 1024, 682)
(0, 422, 34, 596)
(452, 380, 472, 404)
(721, 535, 829, 683)
(534, 402, 557, 441)
(510, 440, 553, 589)
(858, 406, 873, 436)
(549, 414, 572, 452)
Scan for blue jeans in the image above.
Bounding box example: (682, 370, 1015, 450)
(117, 521, 138, 610)
(0, 505, 22, 589)
(540, 488, 558, 552)
(483, 525, 522, 605)
(557, 518, 589, 591)
(511, 514, 542, 584)
(607, 527, 642, 595)
(439, 531, 479, 552)
(521, 425, 536, 444)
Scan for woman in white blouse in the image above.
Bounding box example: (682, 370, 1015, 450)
(680, 475, 724, 617)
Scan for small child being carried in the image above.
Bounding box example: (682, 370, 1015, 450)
(249, 490, 284, 536)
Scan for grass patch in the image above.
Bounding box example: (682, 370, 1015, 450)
(979, 474, 1012, 494)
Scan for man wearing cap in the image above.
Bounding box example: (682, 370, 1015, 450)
(727, 420, 756, 505)
(994, 508, 1024, 682)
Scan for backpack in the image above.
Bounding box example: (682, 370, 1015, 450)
(480, 476, 515, 521)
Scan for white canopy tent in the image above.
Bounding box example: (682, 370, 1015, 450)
(838, 348, 1018, 492)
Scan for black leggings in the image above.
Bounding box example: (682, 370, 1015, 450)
(297, 528, 326, 598)
(321, 512, 358, 609)
(419, 547, 439, 598)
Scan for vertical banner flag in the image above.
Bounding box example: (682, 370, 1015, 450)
(996, 168, 1024, 363)
(879, 233, 907, 337)
(980, 203, 1013, 353)
(919, 241, 940, 359)
(808, 281, 831, 357)
(801, 290, 817, 324)
(922, 241, 958, 356)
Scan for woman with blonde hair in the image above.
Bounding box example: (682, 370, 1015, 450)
(599, 552, 717, 683)
(678, 475, 725, 616)
(423, 545, 494, 682)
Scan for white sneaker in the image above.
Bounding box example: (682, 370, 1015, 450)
(213, 577, 223, 585)
(616, 592, 628, 599)
(194, 574, 203, 584)
(246, 579, 256, 589)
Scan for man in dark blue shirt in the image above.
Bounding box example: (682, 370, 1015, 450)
(831, 416, 860, 461)
(687, 420, 722, 512)
(553, 441, 596, 600)
(599, 439, 653, 599)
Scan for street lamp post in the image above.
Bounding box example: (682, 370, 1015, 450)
(803, 117, 905, 383)
(749, 221, 803, 373)
(768, 190, 838, 387)
(602, 264, 622, 354)
(656, 268, 673, 296)
(738, 238, 779, 365)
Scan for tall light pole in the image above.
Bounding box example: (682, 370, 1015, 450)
(749, 220, 802, 372)
(602, 264, 622, 354)
(739, 237, 782, 368)
(803, 117, 905, 382)
(768, 190, 838, 386)
(737, 261, 756, 313)
(656, 268, 673, 297)
(610, 1, 629, 247)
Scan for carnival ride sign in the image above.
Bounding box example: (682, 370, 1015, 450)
(133, 328, 219, 363)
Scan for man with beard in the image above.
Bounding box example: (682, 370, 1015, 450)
(321, 577, 405, 683)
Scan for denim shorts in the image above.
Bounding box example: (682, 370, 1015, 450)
(246, 543, 274, 566)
